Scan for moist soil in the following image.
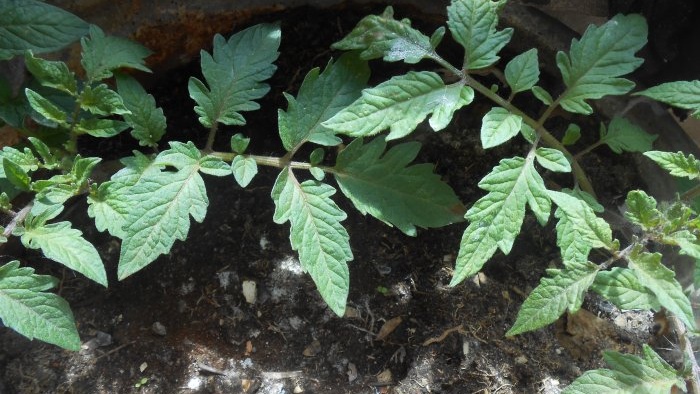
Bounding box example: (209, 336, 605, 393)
(0, 4, 673, 394)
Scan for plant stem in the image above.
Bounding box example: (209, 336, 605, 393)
(204, 124, 219, 152)
(681, 184, 700, 202)
(669, 315, 700, 394)
(210, 151, 312, 171)
(573, 140, 604, 161)
(2, 202, 32, 239)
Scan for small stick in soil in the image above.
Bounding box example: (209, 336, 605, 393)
(422, 324, 467, 346)
(197, 362, 227, 376)
(261, 371, 302, 379)
(95, 340, 136, 360)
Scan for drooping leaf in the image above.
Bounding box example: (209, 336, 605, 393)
(115, 74, 166, 148)
(557, 14, 647, 114)
(562, 345, 684, 394)
(535, 148, 571, 172)
(451, 156, 550, 285)
(24, 52, 77, 95)
(624, 190, 661, 230)
(599, 117, 657, 154)
(644, 150, 700, 180)
(591, 268, 661, 311)
(637, 80, 700, 118)
(480, 107, 522, 149)
(271, 168, 352, 316)
(0, 0, 88, 60)
(447, 0, 513, 70)
(0, 261, 80, 350)
(188, 23, 280, 128)
(25, 88, 67, 124)
(80, 25, 152, 82)
(279, 52, 369, 152)
(78, 84, 130, 116)
(334, 137, 464, 236)
(324, 71, 473, 140)
(231, 155, 258, 187)
(507, 261, 599, 336)
(504, 49, 539, 94)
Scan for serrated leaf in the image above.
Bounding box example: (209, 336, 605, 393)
(637, 80, 700, 118)
(562, 188, 604, 213)
(199, 156, 231, 177)
(118, 142, 208, 279)
(76, 118, 128, 138)
(505, 49, 539, 94)
(557, 14, 647, 114)
(325, 71, 473, 140)
(189, 23, 280, 128)
(25, 88, 67, 124)
(600, 117, 657, 154)
(591, 268, 661, 311)
(625, 190, 661, 230)
(451, 156, 550, 285)
(532, 85, 553, 106)
(0, 0, 88, 60)
(332, 6, 435, 64)
(480, 107, 522, 149)
(447, 0, 513, 70)
(563, 345, 684, 394)
(24, 52, 77, 95)
(271, 168, 352, 316)
(644, 150, 700, 180)
(0, 260, 80, 350)
(80, 25, 151, 82)
(3, 158, 30, 190)
(507, 261, 599, 336)
(115, 74, 166, 148)
(79, 84, 130, 116)
(562, 123, 581, 145)
(334, 137, 464, 236)
(628, 247, 695, 329)
(535, 148, 571, 172)
(279, 52, 369, 152)
(231, 155, 257, 187)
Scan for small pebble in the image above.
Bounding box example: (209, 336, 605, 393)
(152, 322, 167, 336)
(242, 280, 257, 304)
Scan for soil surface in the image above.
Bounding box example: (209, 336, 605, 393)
(0, 4, 678, 394)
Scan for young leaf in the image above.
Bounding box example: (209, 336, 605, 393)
(78, 84, 130, 116)
(271, 168, 352, 316)
(535, 148, 571, 172)
(0, 0, 88, 60)
(531, 85, 553, 106)
(24, 52, 77, 95)
(231, 155, 258, 187)
(279, 52, 369, 152)
(504, 49, 539, 94)
(332, 6, 436, 64)
(115, 74, 166, 148)
(334, 137, 464, 236)
(199, 156, 231, 177)
(562, 124, 581, 146)
(447, 0, 513, 70)
(118, 142, 208, 279)
(451, 156, 550, 285)
(0, 261, 80, 350)
(563, 345, 684, 394)
(324, 72, 473, 140)
(3, 157, 31, 191)
(636, 80, 700, 118)
(27, 137, 57, 168)
(557, 14, 647, 114)
(644, 151, 700, 180)
(480, 107, 522, 149)
(230, 133, 250, 154)
(76, 118, 129, 138)
(80, 25, 152, 82)
(520, 123, 536, 144)
(628, 247, 695, 329)
(591, 268, 661, 311)
(624, 190, 661, 230)
(599, 117, 657, 154)
(507, 261, 599, 336)
(189, 23, 281, 128)
(25, 88, 68, 124)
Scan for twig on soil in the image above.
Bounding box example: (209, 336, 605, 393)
(95, 340, 136, 360)
(422, 324, 467, 347)
(197, 362, 227, 376)
(261, 371, 302, 379)
(668, 315, 700, 394)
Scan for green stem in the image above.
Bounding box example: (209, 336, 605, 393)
(210, 151, 312, 171)
(573, 140, 604, 161)
(681, 184, 700, 202)
(204, 124, 219, 152)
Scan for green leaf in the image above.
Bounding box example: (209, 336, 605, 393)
(624, 190, 662, 230)
(531, 85, 553, 106)
(637, 80, 700, 118)
(0, 261, 80, 350)
(334, 137, 464, 236)
(230, 133, 250, 154)
(27, 136, 57, 168)
(591, 268, 661, 311)
(310, 148, 324, 166)
(644, 150, 700, 180)
(430, 26, 445, 49)
(78, 84, 130, 116)
(199, 156, 231, 177)
(557, 14, 647, 114)
(600, 117, 657, 154)
(451, 156, 550, 285)
(563, 345, 684, 394)
(562, 124, 581, 146)
(324, 71, 473, 140)
(332, 6, 435, 64)
(447, 0, 513, 70)
(562, 188, 604, 213)
(480, 107, 522, 149)
(115, 74, 166, 148)
(504, 49, 539, 94)
(231, 155, 258, 187)
(507, 261, 599, 336)
(118, 142, 208, 279)
(535, 148, 571, 172)
(279, 52, 369, 152)
(549, 190, 612, 264)
(271, 168, 352, 316)
(24, 52, 77, 95)
(520, 123, 536, 144)
(310, 167, 325, 181)
(76, 118, 129, 138)
(3, 158, 30, 190)
(80, 25, 152, 82)
(21, 218, 107, 287)
(25, 88, 67, 124)
(0, 0, 88, 60)
(188, 23, 280, 128)
(628, 247, 695, 329)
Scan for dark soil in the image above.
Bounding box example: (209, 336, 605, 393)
(0, 4, 670, 394)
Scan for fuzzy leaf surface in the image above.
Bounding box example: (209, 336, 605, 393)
(557, 14, 647, 114)
(24, 52, 77, 95)
(591, 268, 660, 311)
(505, 49, 539, 94)
(80, 25, 151, 81)
(78, 84, 130, 116)
(507, 261, 599, 336)
(644, 151, 700, 180)
(324, 71, 473, 140)
(116, 74, 166, 147)
(0, 261, 80, 350)
(198, 156, 231, 177)
(447, 0, 513, 70)
(600, 117, 657, 154)
(624, 190, 661, 230)
(279, 52, 369, 152)
(637, 80, 700, 118)
(535, 148, 571, 172)
(76, 118, 129, 138)
(25, 88, 67, 124)
(231, 155, 257, 187)
(271, 169, 352, 316)
(451, 156, 550, 285)
(480, 107, 522, 149)
(189, 23, 280, 128)
(334, 137, 464, 236)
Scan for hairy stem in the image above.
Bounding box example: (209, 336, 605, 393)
(204, 124, 219, 152)
(210, 151, 312, 171)
(2, 202, 32, 239)
(669, 315, 700, 394)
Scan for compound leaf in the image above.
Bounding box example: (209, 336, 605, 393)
(505, 48, 539, 94)
(116, 74, 166, 148)
(637, 80, 700, 118)
(591, 268, 661, 311)
(557, 14, 647, 114)
(271, 168, 352, 316)
(334, 137, 464, 236)
(644, 151, 700, 180)
(231, 155, 257, 187)
(480, 107, 522, 149)
(81, 25, 151, 82)
(600, 117, 657, 154)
